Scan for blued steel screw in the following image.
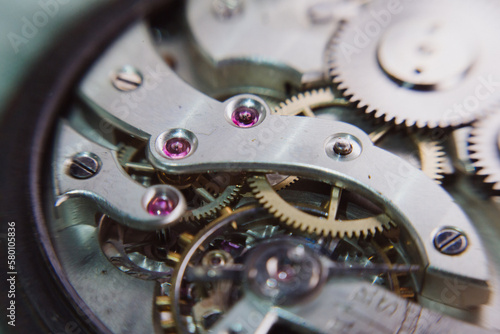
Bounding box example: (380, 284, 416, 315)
(112, 67, 142, 91)
(434, 228, 468, 255)
(69, 153, 101, 179)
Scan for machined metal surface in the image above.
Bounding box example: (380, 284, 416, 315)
(469, 111, 500, 193)
(22, 1, 500, 333)
(328, 0, 500, 128)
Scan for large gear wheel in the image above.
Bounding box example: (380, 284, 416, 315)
(327, 0, 500, 128)
(165, 205, 416, 333)
(248, 175, 395, 238)
(274, 87, 447, 183)
(469, 111, 500, 193)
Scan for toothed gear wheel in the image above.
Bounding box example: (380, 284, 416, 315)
(327, 0, 500, 128)
(469, 111, 500, 193)
(116, 143, 242, 221)
(265, 174, 299, 191)
(117, 144, 139, 165)
(249, 175, 395, 238)
(274, 88, 350, 117)
(274, 87, 447, 183)
(183, 182, 242, 221)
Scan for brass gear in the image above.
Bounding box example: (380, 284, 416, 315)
(274, 87, 447, 183)
(248, 175, 395, 238)
(265, 173, 298, 191)
(273, 88, 351, 116)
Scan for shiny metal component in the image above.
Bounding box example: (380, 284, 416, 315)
(99, 217, 173, 280)
(143, 185, 186, 217)
(412, 132, 448, 183)
(69, 152, 101, 179)
(54, 121, 188, 230)
(115, 142, 243, 221)
(111, 65, 143, 92)
(183, 184, 241, 221)
(211, 281, 496, 334)
(332, 137, 353, 155)
(469, 111, 500, 193)
(187, 0, 364, 78)
(78, 23, 491, 308)
(249, 175, 393, 238)
(377, 18, 477, 90)
(224, 94, 269, 128)
(326, 134, 361, 160)
(34, 3, 500, 331)
(273, 88, 447, 183)
(434, 228, 468, 255)
(265, 174, 298, 191)
(328, 0, 500, 128)
(245, 239, 326, 305)
(156, 128, 198, 160)
(169, 205, 418, 333)
(51, 201, 158, 334)
(202, 250, 234, 268)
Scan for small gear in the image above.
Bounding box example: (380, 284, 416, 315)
(274, 87, 447, 183)
(327, 0, 500, 128)
(265, 173, 298, 191)
(273, 88, 350, 116)
(116, 144, 139, 166)
(116, 140, 242, 221)
(183, 179, 242, 221)
(469, 111, 500, 193)
(412, 133, 447, 183)
(249, 175, 395, 238)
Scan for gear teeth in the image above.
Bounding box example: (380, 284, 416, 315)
(275, 87, 446, 183)
(181, 184, 243, 222)
(468, 111, 500, 193)
(249, 176, 392, 238)
(412, 132, 448, 184)
(326, 0, 498, 129)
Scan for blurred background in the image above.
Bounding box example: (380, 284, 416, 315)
(0, 0, 104, 114)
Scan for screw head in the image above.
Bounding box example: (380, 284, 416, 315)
(112, 66, 142, 91)
(231, 106, 259, 127)
(69, 153, 101, 179)
(434, 228, 468, 255)
(333, 137, 353, 155)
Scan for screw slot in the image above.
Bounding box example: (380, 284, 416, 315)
(112, 66, 143, 92)
(69, 152, 101, 179)
(433, 228, 468, 255)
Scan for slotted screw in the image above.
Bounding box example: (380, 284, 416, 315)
(434, 228, 468, 255)
(69, 153, 101, 179)
(112, 66, 142, 91)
